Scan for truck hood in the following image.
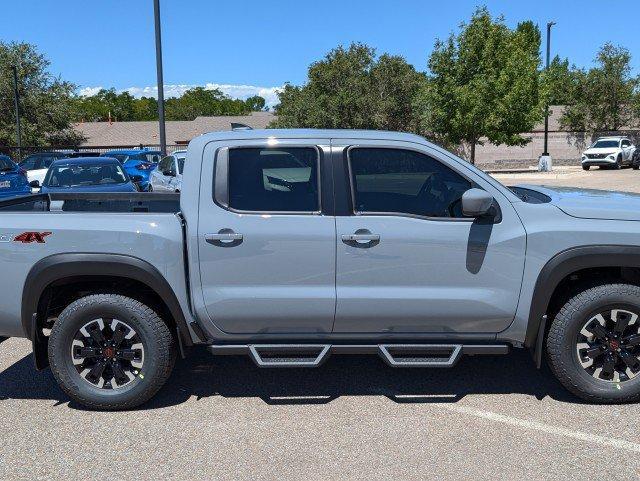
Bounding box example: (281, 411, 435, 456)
(515, 184, 640, 221)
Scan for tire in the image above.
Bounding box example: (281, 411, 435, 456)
(582, 165, 590, 171)
(48, 294, 176, 410)
(147, 184, 153, 192)
(615, 155, 622, 169)
(546, 284, 640, 403)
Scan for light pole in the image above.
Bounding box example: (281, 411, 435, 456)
(11, 66, 22, 161)
(539, 21, 555, 171)
(153, 0, 167, 155)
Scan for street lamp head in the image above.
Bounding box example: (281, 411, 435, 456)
(547, 21, 556, 28)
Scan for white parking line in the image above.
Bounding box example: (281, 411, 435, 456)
(439, 403, 640, 453)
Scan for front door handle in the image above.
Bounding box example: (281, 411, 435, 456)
(205, 230, 243, 247)
(341, 229, 380, 248)
(341, 234, 380, 242)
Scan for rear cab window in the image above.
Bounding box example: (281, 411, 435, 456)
(226, 147, 320, 213)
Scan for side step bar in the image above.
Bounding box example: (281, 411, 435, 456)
(207, 343, 509, 368)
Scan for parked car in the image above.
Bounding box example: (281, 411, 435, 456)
(103, 149, 162, 191)
(632, 148, 640, 170)
(581, 136, 636, 170)
(150, 150, 187, 192)
(36, 157, 140, 193)
(4, 129, 640, 409)
(18, 151, 69, 186)
(0, 154, 31, 198)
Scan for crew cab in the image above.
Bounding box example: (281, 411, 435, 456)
(581, 136, 635, 170)
(1, 129, 640, 410)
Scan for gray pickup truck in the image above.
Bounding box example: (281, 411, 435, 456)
(1, 129, 640, 409)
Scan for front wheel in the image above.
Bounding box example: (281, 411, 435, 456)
(48, 294, 176, 410)
(582, 165, 590, 171)
(546, 284, 640, 403)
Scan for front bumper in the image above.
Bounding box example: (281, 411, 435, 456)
(581, 157, 617, 167)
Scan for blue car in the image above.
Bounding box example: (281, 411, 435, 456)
(103, 149, 162, 191)
(39, 157, 139, 193)
(0, 154, 32, 199)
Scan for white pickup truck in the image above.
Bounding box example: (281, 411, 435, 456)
(1, 129, 640, 410)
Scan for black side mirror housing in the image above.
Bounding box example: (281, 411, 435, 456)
(162, 170, 176, 177)
(462, 188, 494, 217)
(29, 180, 40, 188)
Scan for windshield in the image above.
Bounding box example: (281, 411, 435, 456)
(107, 154, 129, 164)
(591, 140, 620, 149)
(0, 156, 15, 171)
(44, 163, 128, 187)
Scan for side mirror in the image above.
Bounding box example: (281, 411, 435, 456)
(29, 180, 40, 188)
(162, 170, 176, 177)
(130, 174, 143, 183)
(462, 188, 494, 217)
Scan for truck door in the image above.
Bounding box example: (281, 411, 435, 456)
(196, 139, 336, 334)
(331, 140, 527, 335)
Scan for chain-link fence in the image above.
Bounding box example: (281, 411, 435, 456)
(0, 144, 187, 162)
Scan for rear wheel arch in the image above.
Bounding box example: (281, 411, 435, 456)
(23, 253, 198, 368)
(525, 245, 640, 366)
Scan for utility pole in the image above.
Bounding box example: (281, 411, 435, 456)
(153, 0, 167, 155)
(11, 66, 22, 161)
(539, 21, 555, 171)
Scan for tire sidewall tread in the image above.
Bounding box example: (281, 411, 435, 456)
(546, 283, 640, 404)
(48, 294, 175, 410)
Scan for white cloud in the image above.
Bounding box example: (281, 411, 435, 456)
(79, 83, 282, 108)
(78, 86, 104, 97)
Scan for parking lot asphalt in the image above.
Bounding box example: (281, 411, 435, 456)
(2, 167, 640, 481)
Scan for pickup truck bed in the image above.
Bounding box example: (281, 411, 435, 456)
(0, 192, 180, 213)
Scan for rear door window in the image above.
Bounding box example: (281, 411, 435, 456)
(227, 147, 319, 212)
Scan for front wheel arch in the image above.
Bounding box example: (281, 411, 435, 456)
(525, 246, 640, 367)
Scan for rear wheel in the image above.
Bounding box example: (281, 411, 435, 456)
(48, 294, 176, 410)
(547, 284, 640, 403)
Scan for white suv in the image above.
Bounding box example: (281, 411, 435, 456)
(581, 136, 635, 170)
(149, 150, 187, 192)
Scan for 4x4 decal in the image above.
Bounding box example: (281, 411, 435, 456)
(14, 232, 52, 244)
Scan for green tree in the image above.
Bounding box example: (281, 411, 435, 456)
(165, 87, 251, 120)
(0, 42, 84, 148)
(73, 88, 138, 122)
(415, 8, 543, 163)
(271, 43, 426, 132)
(540, 56, 582, 105)
(561, 43, 638, 132)
(245, 95, 266, 111)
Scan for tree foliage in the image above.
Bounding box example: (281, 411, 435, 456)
(416, 7, 543, 163)
(560, 43, 639, 132)
(540, 56, 582, 105)
(74, 87, 266, 122)
(0, 42, 84, 147)
(271, 43, 426, 132)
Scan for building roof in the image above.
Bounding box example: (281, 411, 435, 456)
(75, 111, 276, 147)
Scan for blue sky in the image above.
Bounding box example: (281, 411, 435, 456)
(3, 0, 640, 105)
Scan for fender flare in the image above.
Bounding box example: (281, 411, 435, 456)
(22, 253, 196, 363)
(525, 245, 640, 367)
